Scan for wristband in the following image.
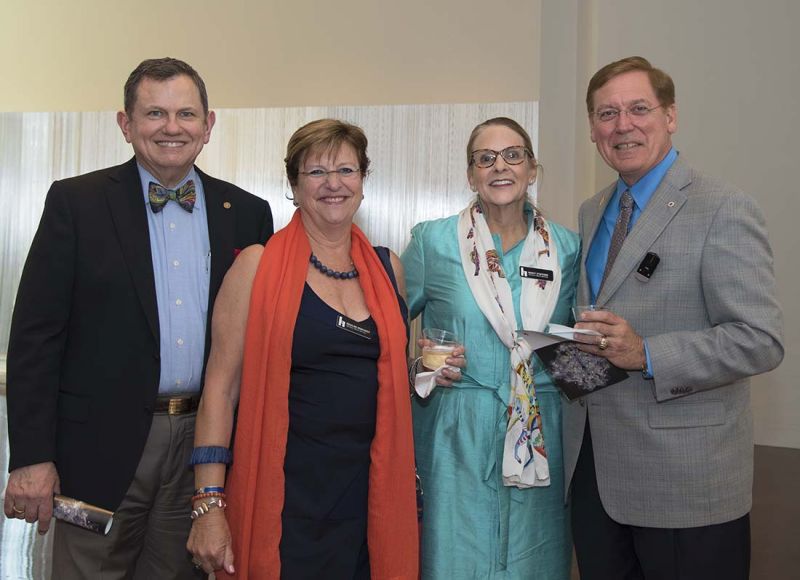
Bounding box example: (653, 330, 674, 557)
(189, 446, 232, 466)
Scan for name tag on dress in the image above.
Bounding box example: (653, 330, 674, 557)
(336, 315, 373, 340)
(519, 266, 554, 281)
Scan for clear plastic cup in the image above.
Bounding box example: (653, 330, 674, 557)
(421, 328, 459, 370)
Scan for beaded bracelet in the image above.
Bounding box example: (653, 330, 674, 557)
(191, 491, 226, 503)
(190, 497, 227, 520)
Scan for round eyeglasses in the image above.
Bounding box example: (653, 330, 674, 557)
(469, 146, 532, 169)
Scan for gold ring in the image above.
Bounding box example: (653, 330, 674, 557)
(12, 505, 25, 515)
(598, 336, 609, 351)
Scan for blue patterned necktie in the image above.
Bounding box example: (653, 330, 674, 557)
(600, 189, 633, 291)
(148, 180, 196, 213)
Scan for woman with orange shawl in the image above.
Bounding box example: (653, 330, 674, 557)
(186, 120, 446, 578)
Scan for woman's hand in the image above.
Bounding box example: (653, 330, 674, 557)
(187, 509, 235, 575)
(417, 338, 466, 387)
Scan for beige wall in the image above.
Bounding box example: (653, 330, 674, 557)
(3, 0, 796, 449)
(0, 0, 540, 111)
(540, 0, 800, 448)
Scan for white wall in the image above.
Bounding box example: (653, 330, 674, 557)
(0, 0, 541, 111)
(540, 0, 800, 448)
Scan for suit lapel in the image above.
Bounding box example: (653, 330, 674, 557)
(597, 158, 692, 303)
(200, 168, 235, 313)
(105, 158, 160, 342)
(579, 184, 615, 305)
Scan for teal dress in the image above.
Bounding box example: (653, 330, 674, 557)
(401, 209, 580, 580)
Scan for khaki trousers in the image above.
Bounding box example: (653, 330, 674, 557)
(52, 412, 205, 580)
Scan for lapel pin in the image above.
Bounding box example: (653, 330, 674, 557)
(667, 201, 675, 207)
(223, 201, 231, 209)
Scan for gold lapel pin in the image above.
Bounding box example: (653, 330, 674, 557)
(223, 201, 231, 209)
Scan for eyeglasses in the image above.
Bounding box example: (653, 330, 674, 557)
(591, 104, 662, 123)
(469, 146, 533, 169)
(298, 167, 361, 180)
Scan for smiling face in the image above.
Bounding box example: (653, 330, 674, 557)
(117, 74, 215, 188)
(467, 124, 537, 212)
(292, 142, 364, 231)
(589, 70, 677, 185)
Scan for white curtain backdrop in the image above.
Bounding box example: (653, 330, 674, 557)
(0, 102, 537, 355)
(0, 101, 536, 578)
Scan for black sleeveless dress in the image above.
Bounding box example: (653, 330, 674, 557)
(279, 247, 406, 580)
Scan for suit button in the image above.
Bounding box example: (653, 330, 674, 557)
(153, 353, 160, 360)
(579, 399, 586, 407)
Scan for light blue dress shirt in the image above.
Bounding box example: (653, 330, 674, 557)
(137, 164, 210, 395)
(585, 148, 678, 376)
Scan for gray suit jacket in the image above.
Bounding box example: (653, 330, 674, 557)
(563, 157, 784, 528)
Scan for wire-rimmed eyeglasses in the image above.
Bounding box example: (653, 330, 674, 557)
(591, 104, 662, 123)
(298, 166, 362, 180)
(469, 146, 533, 169)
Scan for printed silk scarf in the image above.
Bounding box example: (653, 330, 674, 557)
(457, 199, 561, 488)
(221, 210, 418, 579)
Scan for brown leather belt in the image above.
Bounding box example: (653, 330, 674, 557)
(154, 394, 200, 415)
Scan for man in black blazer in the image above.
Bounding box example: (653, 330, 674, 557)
(3, 58, 273, 578)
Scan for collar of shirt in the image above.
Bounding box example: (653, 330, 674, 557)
(586, 148, 678, 302)
(608, 147, 678, 227)
(136, 163, 205, 212)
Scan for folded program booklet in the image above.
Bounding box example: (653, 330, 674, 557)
(53, 495, 114, 535)
(518, 325, 629, 400)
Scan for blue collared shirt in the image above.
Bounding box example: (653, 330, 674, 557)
(586, 148, 678, 301)
(585, 148, 678, 377)
(137, 164, 211, 395)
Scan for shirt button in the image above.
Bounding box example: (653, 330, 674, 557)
(176, 379, 182, 386)
(177, 338, 184, 346)
(169, 223, 176, 230)
(175, 298, 182, 305)
(173, 260, 180, 267)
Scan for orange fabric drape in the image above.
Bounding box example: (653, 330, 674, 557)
(222, 210, 418, 579)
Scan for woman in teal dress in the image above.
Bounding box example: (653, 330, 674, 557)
(402, 117, 580, 579)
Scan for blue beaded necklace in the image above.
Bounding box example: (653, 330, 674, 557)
(309, 253, 359, 280)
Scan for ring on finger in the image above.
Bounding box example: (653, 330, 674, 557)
(598, 336, 609, 351)
(12, 504, 25, 515)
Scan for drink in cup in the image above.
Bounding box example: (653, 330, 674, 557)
(422, 328, 459, 370)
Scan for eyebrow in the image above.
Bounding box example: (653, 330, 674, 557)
(597, 97, 650, 109)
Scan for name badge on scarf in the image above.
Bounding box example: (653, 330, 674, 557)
(519, 266, 554, 281)
(336, 315, 373, 340)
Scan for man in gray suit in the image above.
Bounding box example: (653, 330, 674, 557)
(566, 56, 783, 580)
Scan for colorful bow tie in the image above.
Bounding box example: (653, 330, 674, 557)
(148, 180, 196, 213)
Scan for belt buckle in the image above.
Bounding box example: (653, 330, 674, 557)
(167, 397, 189, 415)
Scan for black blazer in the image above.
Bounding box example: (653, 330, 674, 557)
(7, 158, 273, 510)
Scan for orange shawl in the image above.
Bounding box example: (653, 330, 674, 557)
(222, 211, 418, 579)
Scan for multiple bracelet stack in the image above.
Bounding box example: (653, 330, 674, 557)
(190, 485, 227, 521)
(190, 496, 227, 520)
(190, 447, 232, 521)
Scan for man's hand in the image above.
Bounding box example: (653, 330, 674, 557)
(3, 462, 60, 534)
(572, 309, 647, 371)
